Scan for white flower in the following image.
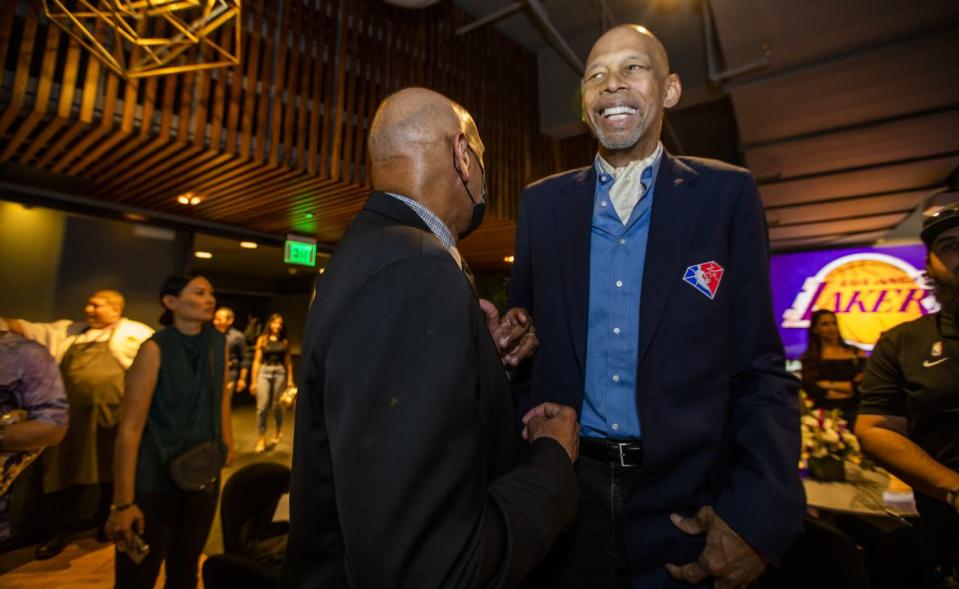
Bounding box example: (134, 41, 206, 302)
(821, 429, 840, 443)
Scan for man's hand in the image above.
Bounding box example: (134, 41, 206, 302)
(521, 402, 579, 462)
(236, 378, 247, 393)
(666, 506, 766, 588)
(478, 299, 538, 366)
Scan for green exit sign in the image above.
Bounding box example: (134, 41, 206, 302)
(284, 235, 316, 267)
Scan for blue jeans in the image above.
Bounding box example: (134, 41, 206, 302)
(255, 364, 285, 435)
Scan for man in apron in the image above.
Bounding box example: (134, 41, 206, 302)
(1, 290, 152, 559)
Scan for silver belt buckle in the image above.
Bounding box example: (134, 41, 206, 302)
(617, 442, 630, 468)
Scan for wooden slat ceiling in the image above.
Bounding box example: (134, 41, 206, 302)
(711, 0, 959, 250)
(0, 0, 588, 271)
(6, 0, 959, 267)
(759, 156, 959, 209)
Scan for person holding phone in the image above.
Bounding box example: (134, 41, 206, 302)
(108, 274, 234, 589)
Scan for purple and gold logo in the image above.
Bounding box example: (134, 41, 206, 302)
(782, 253, 937, 350)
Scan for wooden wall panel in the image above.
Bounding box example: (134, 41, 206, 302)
(0, 0, 594, 270)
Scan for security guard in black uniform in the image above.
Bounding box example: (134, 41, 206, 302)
(856, 201, 959, 588)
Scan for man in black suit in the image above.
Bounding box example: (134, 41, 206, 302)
(509, 25, 804, 587)
(280, 87, 580, 589)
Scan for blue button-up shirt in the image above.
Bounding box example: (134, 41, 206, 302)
(580, 153, 661, 440)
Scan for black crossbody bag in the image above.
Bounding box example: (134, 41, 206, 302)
(168, 334, 225, 492)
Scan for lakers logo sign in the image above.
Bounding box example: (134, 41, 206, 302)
(781, 253, 937, 349)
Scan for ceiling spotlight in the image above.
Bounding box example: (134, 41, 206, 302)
(194, 251, 213, 259)
(177, 191, 201, 205)
(504, 255, 515, 263)
(319, 268, 325, 274)
(240, 241, 258, 249)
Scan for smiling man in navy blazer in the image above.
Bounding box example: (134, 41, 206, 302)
(509, 25, 804, 588)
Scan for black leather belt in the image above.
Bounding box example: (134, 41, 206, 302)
(579, 438, 643, 468)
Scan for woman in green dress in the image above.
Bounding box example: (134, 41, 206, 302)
(107, 274, 235, 588)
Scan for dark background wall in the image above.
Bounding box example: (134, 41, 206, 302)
(0, 201, 185, 327)
(0, 201, 65, 321)
(52, 217, 186, 327)
(1, 199, 315, 334)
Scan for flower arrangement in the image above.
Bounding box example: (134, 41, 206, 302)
(799, 391, 865, 480)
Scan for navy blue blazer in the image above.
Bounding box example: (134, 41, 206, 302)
(508, 152, 805, 584)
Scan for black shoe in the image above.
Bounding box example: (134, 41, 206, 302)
(35, 530, 70, 560)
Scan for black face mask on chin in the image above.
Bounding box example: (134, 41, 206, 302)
(453, 144, 486, 240)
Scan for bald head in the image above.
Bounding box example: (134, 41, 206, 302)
(368, 88, 476, 170)
(366, 87, 486, 240)
(586, 25, 670, 77)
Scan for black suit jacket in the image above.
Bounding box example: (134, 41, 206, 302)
(509, 153, 805, 585)
(280, 193, 578, 588)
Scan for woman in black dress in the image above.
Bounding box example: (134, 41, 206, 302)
(801, 309, 867, 422)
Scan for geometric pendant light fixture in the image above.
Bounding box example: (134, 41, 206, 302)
(41, 0, 241, 78)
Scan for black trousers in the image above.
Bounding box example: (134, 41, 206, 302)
(45, 482, 112, 534)
(915, 497, 959, 588)
(114, 486, 219, 589)
(525, 454, 640, 589)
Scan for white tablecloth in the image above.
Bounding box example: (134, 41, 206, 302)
(803, 463, 917, 517)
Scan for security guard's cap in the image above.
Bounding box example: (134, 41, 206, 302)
(921, 201, 959, 247)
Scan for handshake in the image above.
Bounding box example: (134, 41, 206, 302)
(478, 301, 579, 462)
(521, 402, 580, 463)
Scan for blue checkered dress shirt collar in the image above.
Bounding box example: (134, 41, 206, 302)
(385, 192, 456, 251)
